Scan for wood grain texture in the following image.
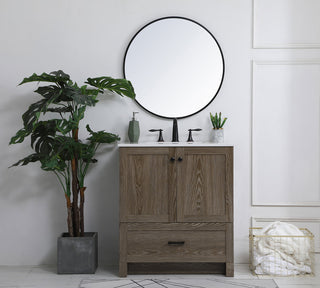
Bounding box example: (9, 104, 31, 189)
(168, 147, 177, 222)
(127, 230, 226, 262)
(177, 147, 233, 223)
(128, 263, 226, 274)
(120, 147, 172, 222)
(226, 222, 234, 277)
(226, 263, 234, 277)
(226, 149, 234, 222)
(119, 223, 127, 277)
(127, 222, 226, 231)
(119, 146, 234, 276)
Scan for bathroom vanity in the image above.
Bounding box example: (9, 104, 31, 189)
(119, 143, 233, 277)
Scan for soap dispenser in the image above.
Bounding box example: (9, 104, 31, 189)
(128, 112, 140, 143)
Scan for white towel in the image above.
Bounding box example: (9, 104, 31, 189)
(253, 221, 312, 275)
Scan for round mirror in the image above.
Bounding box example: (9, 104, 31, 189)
(123, 16, 225, 119)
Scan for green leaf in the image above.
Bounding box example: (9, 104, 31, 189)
(221, 117, 227, 128)
(34, 85, 62, 100)
(31, 121, 57, 154)
(56, 119, 76, 135)
(10, 153, 43, 167)
(55, 120, 73, 135)
(64, 85, 98, 107)
(210, 113, 215, 128)
(73, 106, 86, 123)
(86, 124, 120, 144)
(9, 128, 30, 144)
(50, 70, 70, 80)
(210, 112, 227, 129)
(86, 77, 135, 99)
(45, 106, 73, 113)
(22, 99, 47, 133)
(34, 85, 73, 103)
(40, 156, 67, 171)
(12, 71, 132, 183)
(19, 70, 70, 86)
(53, 136, 84, 161)
(78, 142, 96, 163)
(22, 87, 69, 133)
(80, 85, 100, 97)
(53, 106, 85, 135)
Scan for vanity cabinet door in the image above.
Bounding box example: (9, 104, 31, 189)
(176, 147, 233, 222)
(120, 147, 176, 222)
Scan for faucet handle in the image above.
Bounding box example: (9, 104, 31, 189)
(149, 129, 164, 142)
(187, 128, 202, 142)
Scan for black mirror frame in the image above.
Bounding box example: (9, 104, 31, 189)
(123, 16, 225, 119)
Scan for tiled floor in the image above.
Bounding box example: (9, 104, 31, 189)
(0, 257, 319, 288)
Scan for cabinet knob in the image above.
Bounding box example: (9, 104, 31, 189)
(178, 157, 183, 162)
(170, 157, 175, 162)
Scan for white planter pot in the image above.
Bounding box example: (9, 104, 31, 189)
(212, 129, 224, 143)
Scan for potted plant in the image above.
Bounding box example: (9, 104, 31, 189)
(9, 70, 135, 273)
(210, 112, 227, 143)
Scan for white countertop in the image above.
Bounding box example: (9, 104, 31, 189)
(118, 142, 233, 147)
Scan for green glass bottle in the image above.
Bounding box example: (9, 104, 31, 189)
(128, 112, 140, 143)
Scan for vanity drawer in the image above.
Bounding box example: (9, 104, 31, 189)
(127, 230, 226, 263)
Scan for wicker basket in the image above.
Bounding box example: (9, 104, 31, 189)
(249, 227, 314, 276)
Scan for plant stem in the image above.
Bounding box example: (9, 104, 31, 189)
(64, 192, 73, 237)
(53, 171, 67, 195)
(54, 169, 73, 236)
(71, 128, 80, 236)
(79, 186, 86, 236)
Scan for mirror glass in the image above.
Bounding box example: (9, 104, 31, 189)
(123, 17, 225, 119)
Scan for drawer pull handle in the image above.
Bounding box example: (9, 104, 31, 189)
(168, 241, 185, 246)
(170, 157, 175, 162)
(178, 157, 183, 162)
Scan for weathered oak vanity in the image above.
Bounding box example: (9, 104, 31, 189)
(119, 143, 233, 277)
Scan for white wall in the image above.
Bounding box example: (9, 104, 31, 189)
(0, 0, 319, 267)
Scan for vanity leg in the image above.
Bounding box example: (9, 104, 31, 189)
(226, 223, 234, 277)
(119, 261, 127, 277)
(226, 263, 234, 277)
(119, 223, 128, 277)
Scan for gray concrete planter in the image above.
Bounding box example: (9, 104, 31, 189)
(57, 232, 98, 274)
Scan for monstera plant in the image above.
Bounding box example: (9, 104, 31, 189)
(9, 70, 135, 237)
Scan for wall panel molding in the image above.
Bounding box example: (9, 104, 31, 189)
(251, 61, 320, 206)
(253, 0, 320, 48)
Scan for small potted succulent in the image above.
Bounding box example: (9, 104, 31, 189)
(210, 112, 227, 143)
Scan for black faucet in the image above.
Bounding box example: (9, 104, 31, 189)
(149, 129, 164, 142)
(187, 128, 202, 142)
(172, 118, 179, 142)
